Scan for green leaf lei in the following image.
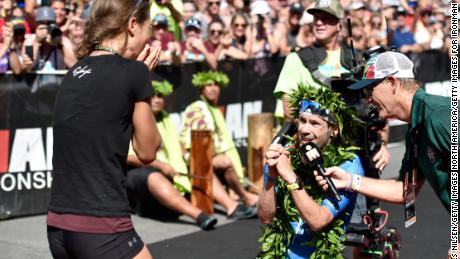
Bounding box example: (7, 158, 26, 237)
(258, 84, 362, 259)
(152, 80, 173, 96)
(191, 71, 229, 89)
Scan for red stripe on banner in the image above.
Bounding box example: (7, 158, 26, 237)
(0, 130, 9, 173)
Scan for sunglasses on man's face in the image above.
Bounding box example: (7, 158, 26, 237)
(233, 23, 247, 28)
(210, 29, 223, 35)
(208, 1, 220, 6)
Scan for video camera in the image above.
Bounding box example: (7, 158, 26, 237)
(331, 18, 402, 258)
(332, 44, 391, 177)
(345, 208, 401, 258)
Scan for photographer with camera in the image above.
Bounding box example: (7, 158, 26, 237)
(258, 85, 364, 258)
(316, 51, 452, 256)
(21, 6, 76, 72)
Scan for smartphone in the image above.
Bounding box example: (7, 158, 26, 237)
(25, 46, 34, 60)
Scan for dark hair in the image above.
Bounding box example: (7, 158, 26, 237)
(207, 18, 225, 31)
(76, 0, 150, 59)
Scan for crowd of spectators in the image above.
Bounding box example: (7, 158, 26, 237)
(0, 0, 453, 74)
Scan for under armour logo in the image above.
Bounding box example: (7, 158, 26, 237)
(127, 237, 138, 248)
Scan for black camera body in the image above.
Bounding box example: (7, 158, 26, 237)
(48, 24, 62, 42)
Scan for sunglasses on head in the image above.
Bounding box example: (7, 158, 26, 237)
(299, 100, 336, 124)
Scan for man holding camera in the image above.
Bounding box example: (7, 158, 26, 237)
(316, 51, 452, 254)
(22, 6, 75, 71)
(273, 0, 391, 171)
(258, 85, 364, 258)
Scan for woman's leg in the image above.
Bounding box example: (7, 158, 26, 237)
(133, 245, 153, 259)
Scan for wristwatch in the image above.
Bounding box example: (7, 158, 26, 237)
(286, 177, 304, 191)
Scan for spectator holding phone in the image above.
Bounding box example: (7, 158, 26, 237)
(22, 7, 76, 71)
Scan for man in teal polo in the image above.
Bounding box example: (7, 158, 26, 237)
(317, 51, 452, 213)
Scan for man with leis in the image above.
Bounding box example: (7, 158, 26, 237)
(257, 85, 364, 258)
(179, 70, 259, 211)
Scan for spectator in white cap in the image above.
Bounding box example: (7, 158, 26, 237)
(22, 6, 76, 71)
(250, 1, 277, 58)
(317, 52, 452, 258)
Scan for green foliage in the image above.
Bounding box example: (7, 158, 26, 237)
(191, 71, 230, 88)
(288, 83, 363, 146)
(258, 84, 363, 258)
(258, 141, 356, 259)
(152, 80, 173, 96)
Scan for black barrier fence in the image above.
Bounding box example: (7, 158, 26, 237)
(0, 50, 451, 219)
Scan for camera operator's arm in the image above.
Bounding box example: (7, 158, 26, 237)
(317, 166, 425, 204)
(373, 124, 390, 171)
(61, 36, 77, 68)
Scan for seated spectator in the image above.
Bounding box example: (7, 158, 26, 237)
(180, 71, 259, 208)
(180, 17, 217, 69)
(21, 7, 76, 71)
(150, 0, 184, 41)
(204, 19, 248, 60)
(229, 13, 252, 57)
(127, 80, 257, 224)
(151, 14, 180, 65)
(126, 81, 218, 230)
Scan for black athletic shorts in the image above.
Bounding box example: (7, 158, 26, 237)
(47, 226, 145, 259)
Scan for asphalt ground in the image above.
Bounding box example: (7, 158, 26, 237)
(0, 142, 451, 259)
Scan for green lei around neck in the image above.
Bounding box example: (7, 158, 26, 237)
(258, 84, 362, 259)
(258, 139, 359, 259)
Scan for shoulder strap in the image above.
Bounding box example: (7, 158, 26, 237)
(295, 44, 331, 87)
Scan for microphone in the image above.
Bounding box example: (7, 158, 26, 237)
(299, 142, 341, 201)
(272, 121, 297, 145)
